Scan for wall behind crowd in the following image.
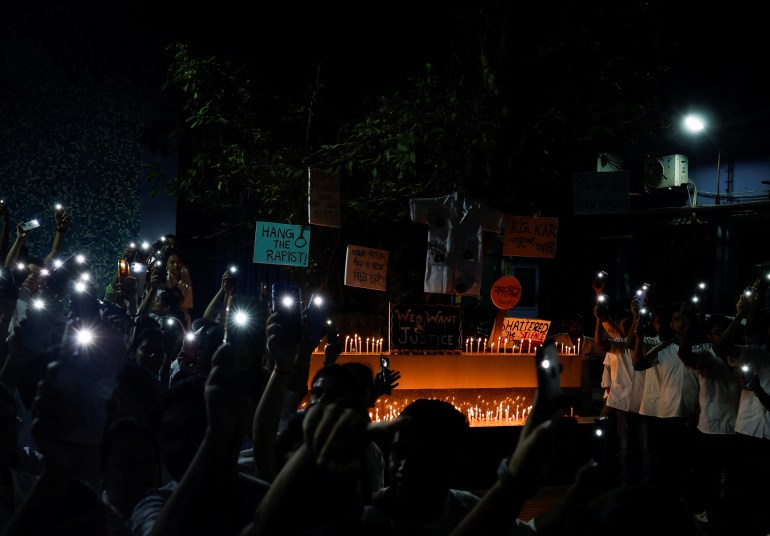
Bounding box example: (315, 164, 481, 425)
(0, 3, 177, 294)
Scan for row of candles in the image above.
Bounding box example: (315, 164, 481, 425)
(370, 394, 534, 427)
(464, 337, 582, 355)
(318, 334, 583, 355)
(344, 335, 385, 354)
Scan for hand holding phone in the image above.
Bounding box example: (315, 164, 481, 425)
(118, 259, 130, 278)
(271, 283, 302, 342)
(740, 363, 756, 390)
(19, 219, 40, 233)
(306, 293, 331, 345)
(531, 338, 563, 427)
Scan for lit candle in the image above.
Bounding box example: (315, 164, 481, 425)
(578, 337, 582, 355)
(345, 335, 350, 353)
(490, 342, 495, 353)
(366, 337, 370, 353)
(465, 338, 469, 353)
(358, 335, 362, 353)
(528, 339, 532, 353)
(483, 338, 487, 352)
(476, 337, 481, 353)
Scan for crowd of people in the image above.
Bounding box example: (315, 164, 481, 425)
(0, 204, 768, 535)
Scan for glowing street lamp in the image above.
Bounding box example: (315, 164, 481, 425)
(683, 113, 722, 205)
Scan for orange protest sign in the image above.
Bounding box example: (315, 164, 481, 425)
(490, 275, 522, 310)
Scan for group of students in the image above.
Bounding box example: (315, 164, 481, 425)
(0, 204, 764, 535)
(590, 275, 770, 535)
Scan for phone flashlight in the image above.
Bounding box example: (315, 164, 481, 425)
(118, 259, 130, 278)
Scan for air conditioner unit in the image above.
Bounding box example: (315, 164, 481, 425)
(645, 154, 688, 189)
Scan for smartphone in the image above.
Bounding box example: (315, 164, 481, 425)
(224, 294, 262, 371)
(592, 416, 611, 482)
(531, 338, 562, 426)
(305, 292, 331, 345)
(153, 258, 167, 283)
(380, 354, 392, 395)
(118, 259, 130, 278)
(20, 219, 40, 232)
(740, 363, 755, 390)
(271, 283, 303, 342)
(634, 283, 650, 311)
(325, 316, 338, 344)
(54, 312, 124, 446)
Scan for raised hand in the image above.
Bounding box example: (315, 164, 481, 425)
(54, 207, 70, 233)
(205, 341, 248, 438)
(373, 368, 401, 400)
(266, 310, 299, 374)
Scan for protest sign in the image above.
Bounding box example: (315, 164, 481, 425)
(253, 222, 310, 267)
(344, 245, 388, 291)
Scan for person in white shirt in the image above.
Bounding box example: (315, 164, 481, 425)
(631, 301, 699, 491)
(597, 308, 645, 486)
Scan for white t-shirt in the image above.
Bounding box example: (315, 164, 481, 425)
(603, 339, 645, 413)
(734, 344, 770, 438)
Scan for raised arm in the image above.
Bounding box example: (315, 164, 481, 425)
(5, 222, 32, 268)
(203, 270, 234, 321)
(250, 310, 300, 482)
(716, 286, 757, 357)
(43, 207, 70, 268)
(149, 342, 254, 536)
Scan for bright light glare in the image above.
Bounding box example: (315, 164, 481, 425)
(80, 272, 90, 281)
(185, 332, 196, 341)
(597, 295, 606, 303)
(281, 295, 294, 308)
(52, 259, 63, 268)
(234, 310, 249, 326)
(312, 295, 324, 306)
(541, 359, 551, 369)
(129, 242, 136, 248)
(16, 262, 25, 271)
(32, 298, 46, 310)
(698, 282, 707, 290)
(683, 114, 706, 133)
(229, 265, 238, 273)
(141, 241, 150, 250)
(40, 268, 49, 277)
(741, 364, 750, 373)
(76, 329, 94, 345)
(166, 318, 175, 327)
(691, 295, 699, 303)
(75, 254, 86, 264)
(74, 281, 87, 293)
(595, 428, 604, 438)
(55, 203, 63, 211)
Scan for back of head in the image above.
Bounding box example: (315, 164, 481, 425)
(399, 399, 469, 443)
(111, 361, 162, 432)
(158, 372, 208, 481)
(340, 362, 374, 408)
(310, 363, 361, 405)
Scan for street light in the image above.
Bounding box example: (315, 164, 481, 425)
(683, 113, 722, 205)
